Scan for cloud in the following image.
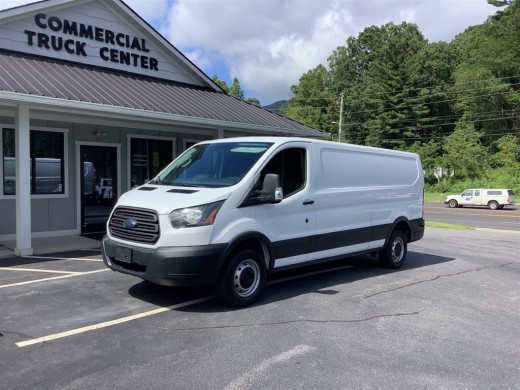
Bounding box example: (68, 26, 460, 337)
(1, 0, 500, 104)
(124, 0, 169, 26)
(164, 0, 360, 103)
(0, 0, 35, 10)
(163, 0, 498, 103)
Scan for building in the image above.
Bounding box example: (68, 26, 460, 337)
(0, 0, 327, 255)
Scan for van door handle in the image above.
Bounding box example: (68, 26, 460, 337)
(303, 199, 314, 205)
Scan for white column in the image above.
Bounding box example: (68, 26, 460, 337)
(15, 104, 33, 256)
(217, 127, 224, 139)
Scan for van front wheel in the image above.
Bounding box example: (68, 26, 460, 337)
(379, 230, 407, 269)
(217, 249, 266, 307)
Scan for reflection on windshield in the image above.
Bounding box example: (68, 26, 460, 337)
(151, 142, 273, 188)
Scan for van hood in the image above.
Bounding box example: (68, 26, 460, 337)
(115, 185, 232, 214)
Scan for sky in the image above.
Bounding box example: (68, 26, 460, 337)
(0, 0, 501, 105)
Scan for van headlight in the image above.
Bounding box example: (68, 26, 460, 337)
(169, 201, 224, 228)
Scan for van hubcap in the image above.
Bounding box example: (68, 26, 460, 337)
(234, 260, 260, 297)
(392, 237, 405, 263)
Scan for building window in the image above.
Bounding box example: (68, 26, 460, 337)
(2, 128, 65, 196)
(130, 138, 174, 187)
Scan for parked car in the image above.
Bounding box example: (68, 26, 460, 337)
(445, 189, 516, 210)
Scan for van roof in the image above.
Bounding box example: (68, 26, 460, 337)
(197, 137, 420, 158)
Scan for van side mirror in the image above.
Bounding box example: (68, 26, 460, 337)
(240, 173, 283, 207)
(262, 174, 283, 203)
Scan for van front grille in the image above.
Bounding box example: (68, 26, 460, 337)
(109, 207, 160, 244)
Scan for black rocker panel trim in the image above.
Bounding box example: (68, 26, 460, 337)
(273, 226, 377, 259)
(272, 221, 416, 260)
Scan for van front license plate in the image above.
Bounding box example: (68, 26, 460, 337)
(115, 246, 132, 263)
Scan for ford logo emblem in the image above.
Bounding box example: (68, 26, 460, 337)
(122, 218, 138, 229)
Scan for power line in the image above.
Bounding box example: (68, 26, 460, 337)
(276, 89, 520, 122)
(281, 75, 520, 104)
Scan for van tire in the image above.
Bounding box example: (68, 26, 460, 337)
(488, 201, 499, 210)
(216, 249, 266, 307)
(448, 199, 458, 208)
(379, 230, 407, 269)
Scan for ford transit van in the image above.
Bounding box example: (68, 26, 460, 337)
(102, 137, 425, 306)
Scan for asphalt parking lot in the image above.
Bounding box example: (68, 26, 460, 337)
(1, 227, 519, 390)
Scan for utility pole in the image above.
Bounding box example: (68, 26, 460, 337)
(338, 92, 344, 142)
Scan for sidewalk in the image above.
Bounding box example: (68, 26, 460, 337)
(0, 235, 101, 259)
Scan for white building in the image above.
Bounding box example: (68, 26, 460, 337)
(0, 0, 327, 255)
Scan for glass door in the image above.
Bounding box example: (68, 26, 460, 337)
(80, 145, 118, 235)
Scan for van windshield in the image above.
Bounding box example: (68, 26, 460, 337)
(151, 142, 273, 188)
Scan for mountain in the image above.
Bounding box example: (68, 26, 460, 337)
(263, 100, 288, 113)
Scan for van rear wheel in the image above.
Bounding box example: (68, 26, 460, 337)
(379, 230, 407, 269)
(216, 249, 266, 307)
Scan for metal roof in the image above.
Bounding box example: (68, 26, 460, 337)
(0, 50, 328, 137)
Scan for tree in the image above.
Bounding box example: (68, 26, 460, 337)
(407, 140, 444, 184)
(212, 74, 229, 93)
(229, 77, 244, 100)
(326, 23, 429, 148)
(443, 117, 488, 179)
(213, 74, 262, 104)
(408, 42, 461, 142)
(487, 0, 512, 6)
(451, 0, 520, 141)
(491, 134, 520, 169)
(246, 97, 261, 106)
(281, 65, 336, 135)
(281, 0, 519, 187)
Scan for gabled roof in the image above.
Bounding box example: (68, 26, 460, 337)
(0, 0, 328, 137)
(0, 0, 223, 90)
(0, 50, 327, 137)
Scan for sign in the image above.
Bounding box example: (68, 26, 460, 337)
(24, 13, 159, 71)
(0, 1, 205, 86)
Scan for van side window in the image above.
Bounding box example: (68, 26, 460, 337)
(475, 190, 480, 196)
(261, 148, 306, 198)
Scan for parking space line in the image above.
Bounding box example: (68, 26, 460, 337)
(0, 267, 78, 275)
(224, 345, 317, 390)
(0, 269, 110, 289)
(13, 263, 354, 348)
(27, 256, 103, 262)
(16, 296, 214, 347)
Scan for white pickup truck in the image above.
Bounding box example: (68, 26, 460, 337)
(445, 189, 516, 210)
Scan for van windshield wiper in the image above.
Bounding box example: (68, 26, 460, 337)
(175, 182, 203, 188)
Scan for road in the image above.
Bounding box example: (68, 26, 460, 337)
(424, 201, 520, 231)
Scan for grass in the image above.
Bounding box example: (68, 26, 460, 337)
(426, 221, 474, 230)
(424, 192, 448, 202)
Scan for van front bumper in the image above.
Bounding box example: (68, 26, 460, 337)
(101, 236, 227, 287)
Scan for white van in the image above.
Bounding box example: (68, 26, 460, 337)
(102, 137, 425, 306)
(445, 189, 516, 210)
